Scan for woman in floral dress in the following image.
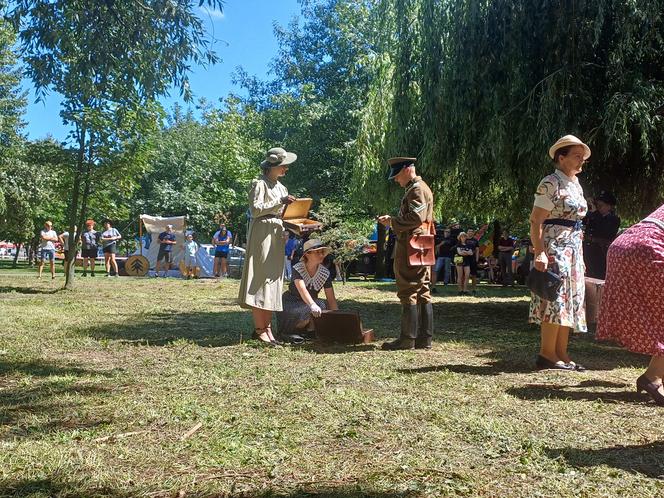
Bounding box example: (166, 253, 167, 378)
(529, 135, 589, 371)
(596, 204, 664, 405)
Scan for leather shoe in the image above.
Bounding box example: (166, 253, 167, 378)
(636, 374, 664, 406)
(566, 361, 587, 372)
(381, 338, 415, 350)
(280, 334, 304, 345)
(535, 355, 574, 371)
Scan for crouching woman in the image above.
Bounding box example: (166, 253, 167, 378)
(276, 239, 339, 343)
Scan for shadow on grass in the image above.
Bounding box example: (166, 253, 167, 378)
(0, 480, 416, 498)
(0, 285, 60, 295)
(83, 310, 254, 347)
(546, 442, 664, 478)
(0, 358, 116, 439)
(0, 478, 132, 498)
(505, 381, 644, 404)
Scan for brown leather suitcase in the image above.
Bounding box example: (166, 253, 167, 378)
(282, 198, 323, 236)
(585, 277, 605, 324)
(313, 310, 374, 344)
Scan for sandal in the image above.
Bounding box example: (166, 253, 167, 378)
(251, 328, 276, 347)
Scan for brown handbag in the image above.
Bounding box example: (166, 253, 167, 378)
(407, 221, 436, 267)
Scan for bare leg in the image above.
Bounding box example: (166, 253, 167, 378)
(457, 265, 464, 292)
(555, 326, 571, 363)
(105, 254, 111, 274)
(49, 259, 55, 278)
(38, 260, 44, 278)
(110, 254, 119, 275)
(539, 322, 560, 362)
(251, 307, 272, 342)
(221, 258, 228, 276)
(644, 356, 664, 384)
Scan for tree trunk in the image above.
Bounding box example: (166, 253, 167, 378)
(374, 222, 386, 280)
(12, 243, 21, 268)
(64, 124, 88, 290)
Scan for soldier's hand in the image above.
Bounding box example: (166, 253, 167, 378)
(377, 215, 391, 227)
(281, 195, 296, 205)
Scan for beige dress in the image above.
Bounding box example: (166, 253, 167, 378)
(238, 175, 289, 311)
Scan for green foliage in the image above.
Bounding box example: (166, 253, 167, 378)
(0, 19, 26, 216)
(7, 0, 224, 287)
(132, 99, 266, 241)
(311, 198, 373, 277)
(353, 0, 664, 221)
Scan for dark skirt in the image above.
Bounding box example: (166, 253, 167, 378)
(276, 292, 327, 336)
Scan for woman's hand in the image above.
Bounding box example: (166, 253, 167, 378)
(534, 251, 548, 272)
(309, 303, 322, 317)
(281, 195, 296, 205)
(377, 215, 391, 227)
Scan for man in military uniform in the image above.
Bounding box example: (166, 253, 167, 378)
(584, 190, 620, 279)
(378, 157, 435, 350)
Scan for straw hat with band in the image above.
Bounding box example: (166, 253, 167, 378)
(548, 135, 591, 161)
(302, 239, 330, 257)
(387, 156, 417, 180)
(261, 147, 298, 169)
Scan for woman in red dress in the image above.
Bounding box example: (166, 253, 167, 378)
(596, 203, 664, 405)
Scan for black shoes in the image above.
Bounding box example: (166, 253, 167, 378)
(636, 374, 664, 406)
(382, 338, 415, 350)
(383, 303, 434, 351)
(535, 355, 574, 371)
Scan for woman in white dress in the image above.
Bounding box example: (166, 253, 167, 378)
(238, 147, 297, 346)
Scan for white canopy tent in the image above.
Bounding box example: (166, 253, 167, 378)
(137, 214, 215, 277)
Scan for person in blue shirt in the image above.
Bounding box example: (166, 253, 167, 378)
(212, 224, 232, 278)
(156, 224, 177, 277)
(284, 232, 298, 280)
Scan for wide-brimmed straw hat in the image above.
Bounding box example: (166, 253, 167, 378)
(302, 239, 330, 257)
(261, 147, 297, 168)
(387, 156, 417, 180)
(548, 135, 591, 161)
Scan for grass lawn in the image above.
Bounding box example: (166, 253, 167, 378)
(0, 272, 662, 497)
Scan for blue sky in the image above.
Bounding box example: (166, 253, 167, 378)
(22, 0, 302, 141)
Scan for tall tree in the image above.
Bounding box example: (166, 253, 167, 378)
(353, 0, 664, 223)
(7, 0, 224, 288)
(0, 18, 27, 217)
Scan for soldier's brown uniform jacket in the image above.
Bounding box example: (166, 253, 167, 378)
(391, 176, 434, 305)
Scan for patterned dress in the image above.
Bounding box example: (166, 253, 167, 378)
(528, 169, 588, 332)
(596, 204, 664, 355)
(276, 262, 333, 335)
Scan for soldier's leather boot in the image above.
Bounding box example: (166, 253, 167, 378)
(415, 302, 434, 349)
(382, 304, 417, 350)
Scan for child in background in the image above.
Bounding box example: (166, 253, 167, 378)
(183, 233, 199, 279)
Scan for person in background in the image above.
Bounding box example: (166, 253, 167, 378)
(212, 224, 232, 278)
(38, 221, 58, 280)
(433, 227, 454, 289)
(284, 232, 298, 280)
(583, 190, 620, 279)
(465, 228, 480, 295)
(182, 232, 199, 279)
(100, 219, 121, 277)
(156, 224, 177, 277)
(497, 229, 515, 286)
(455, 231, 473, 295)
(276, 239, 339, 344)
(596, 204, 664, 405)
(81, 220, 99, 277)
(529, 135, 589, 371)
(238, 147, 297, 346)
(58, 226, 77, 275)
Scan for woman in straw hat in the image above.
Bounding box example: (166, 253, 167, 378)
(529, 135, 590, 371)
(238, 147, 297, 346)
(276, 239, 339, 343)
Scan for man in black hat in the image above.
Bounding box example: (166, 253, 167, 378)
(583, 191, 620, 279)
(378, 157, 435, 350)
